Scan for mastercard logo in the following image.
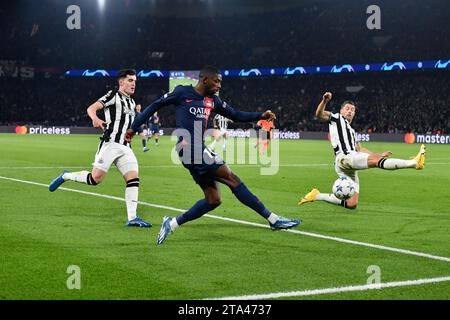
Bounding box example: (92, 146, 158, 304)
(15, 126, 28, 134)
(404, 133, 415, 144)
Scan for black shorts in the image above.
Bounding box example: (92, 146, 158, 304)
(180, 147, 225, 185)
(151, 125, 160, 134)
(258, 130, 271, 141)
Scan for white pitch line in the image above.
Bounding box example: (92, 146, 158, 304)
(0, 162, 448, 170)
(207, 276, 450, 300)
(0, 163, 332, 170)
(0, 166, 87, 170)
(1, 175, 450, 264)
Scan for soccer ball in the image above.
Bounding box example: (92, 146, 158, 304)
(332, 177, 356, 200)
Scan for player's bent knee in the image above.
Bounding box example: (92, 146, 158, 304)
(204, 189, 222, 207)
(346, 203, 358, 209)
(368, 155, 383, 168)
(345, 199, 358, 209)
(229, 172, 242, 185)
(123, 171, 138, 181)
(207, 197, 222, 208)
(211, 199, 222, 208)
(91, 172, 104, 184)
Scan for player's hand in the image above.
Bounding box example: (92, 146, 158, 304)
(92, 118, 106, 130)
(262, 110, 276, 122)
(381, 151, 393, 157)
(323, 92, 332, 103)
(124, 129, 135, 142)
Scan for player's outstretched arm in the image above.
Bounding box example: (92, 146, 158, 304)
(132, 104, 159, 131)
(315, 92, 332, 122)
(214, 99, 269, 123)
(87, 101, 106, 130)
(214, 105, 263, 122)
(126, 87, 182, 142)
(125, 106, 158, 142)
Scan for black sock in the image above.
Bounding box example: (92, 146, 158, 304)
(126, 178, 140, 188)
(377, 158, 387, 169)
(87, 173, 98, 186)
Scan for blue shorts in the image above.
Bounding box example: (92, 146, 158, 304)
(151, 125, 160, 134)
(180, 146, 225, 185)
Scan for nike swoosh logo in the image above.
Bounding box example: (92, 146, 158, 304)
(185, 99, 193, 103)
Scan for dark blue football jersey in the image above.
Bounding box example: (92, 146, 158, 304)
(132, 85, 263, 154)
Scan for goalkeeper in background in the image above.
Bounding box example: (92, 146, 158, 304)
(254, 119, 275, 155)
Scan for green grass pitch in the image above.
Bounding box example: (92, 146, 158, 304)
(0, 133, 449, 299)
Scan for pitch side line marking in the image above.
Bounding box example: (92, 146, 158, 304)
(206, 276, 450, 300)
(0, 162, 447, 170)
(0, 164, 331, 169)
(204, 215, 450, 263)
(1, 175, 450, 263)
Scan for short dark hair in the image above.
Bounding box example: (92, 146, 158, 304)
(199, 65, 220, 80)
(340, 100, 357, 110)
(117, 69, 136, 80)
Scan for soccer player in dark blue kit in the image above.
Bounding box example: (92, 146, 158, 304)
(148, 112, 161, 146)
(125, 66, 300, 245)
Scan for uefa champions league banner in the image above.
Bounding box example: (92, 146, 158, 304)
(64, 59, 450, 78)
(2, 126, 449, 144)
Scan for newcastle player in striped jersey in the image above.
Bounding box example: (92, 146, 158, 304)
(48, 69, 151, 227)
(299, 91, 426, 209)
(209, 114, 232, 151)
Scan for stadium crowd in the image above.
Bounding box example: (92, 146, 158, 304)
(1, 71, 449, 134)
(0, 76, 166, 126)
(222, 71, 450, 134)
(0, 0, 448, 134)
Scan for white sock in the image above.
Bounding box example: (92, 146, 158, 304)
(378, 158, 416, 170)
(63, 171, 90, 184)
(267, 212, 279, 224)
(316, 193, 342, 205)
(169, 217, 179, 231)
(125, 182, 139, 221)
(222, 137, 228, 149)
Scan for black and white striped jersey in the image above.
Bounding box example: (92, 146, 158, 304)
(329, 112, 357, 155)
(213, 114, 230, 130)
(98, 90, 136, 147)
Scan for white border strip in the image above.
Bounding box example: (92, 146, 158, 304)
(1, 175, 450, 263)
(207, 276, 450, 300)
